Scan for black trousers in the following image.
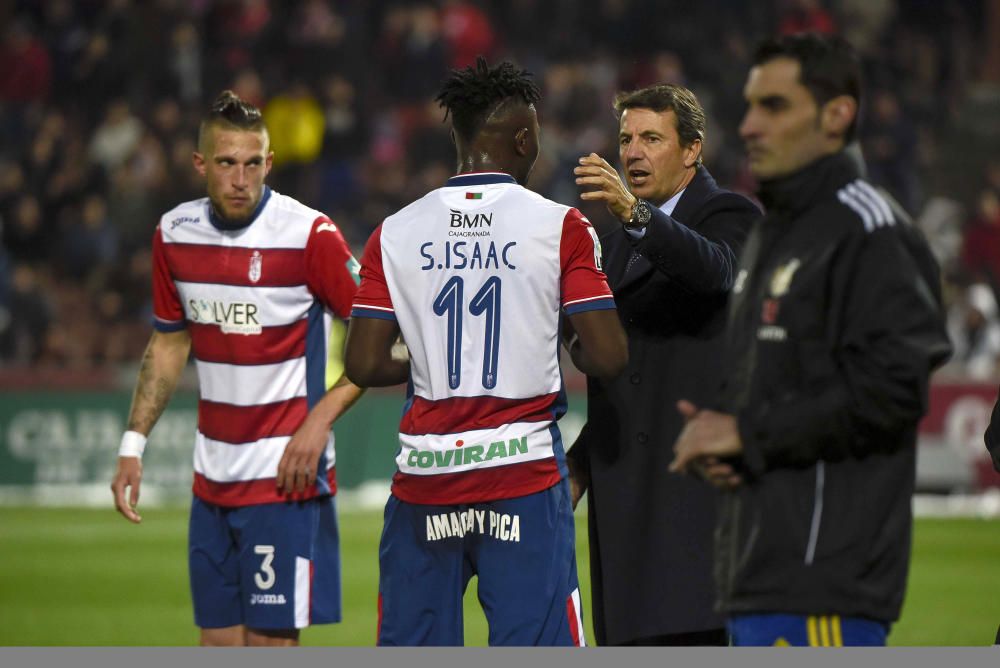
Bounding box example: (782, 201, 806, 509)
(615, 628, 729, 647)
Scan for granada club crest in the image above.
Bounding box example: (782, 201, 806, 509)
(249, 250, 263, 283)
(769, 258, 801, 297)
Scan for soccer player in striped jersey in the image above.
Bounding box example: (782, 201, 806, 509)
(110, 91, 363, 646)
(345, 57, 628, 646)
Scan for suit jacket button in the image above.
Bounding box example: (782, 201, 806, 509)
(637, 432, 648, 443)
(630, 373, 641, 384)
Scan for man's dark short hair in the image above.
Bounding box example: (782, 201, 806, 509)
(613, 84, 706, 160)
(753, 33, 863, 141)
(436, 56, 541, 143)
(198, 90, 265, 146)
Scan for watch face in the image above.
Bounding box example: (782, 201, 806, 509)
(636, 201, 651, 225)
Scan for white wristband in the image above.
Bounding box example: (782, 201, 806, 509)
(118, 431, 148, 458)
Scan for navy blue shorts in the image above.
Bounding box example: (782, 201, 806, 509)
(188, 495, 341, 630)
(377, 480, 586, 646)
(729, 613, 888, 646)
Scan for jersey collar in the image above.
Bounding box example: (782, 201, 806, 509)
(446, 172, 517, 187)
(208, 186, 272, 230)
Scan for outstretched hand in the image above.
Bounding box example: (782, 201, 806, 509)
(575, 153, 636, 223)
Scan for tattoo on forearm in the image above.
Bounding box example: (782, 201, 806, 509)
(127, 345, 174, 433)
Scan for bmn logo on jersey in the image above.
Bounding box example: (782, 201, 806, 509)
(450, 209, 493, 228)
(249, 250, 263, 283)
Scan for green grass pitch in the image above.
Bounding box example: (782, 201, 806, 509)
(1, 506, 998, 646)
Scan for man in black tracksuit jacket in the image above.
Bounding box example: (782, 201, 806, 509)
(672, 34, 951, 646)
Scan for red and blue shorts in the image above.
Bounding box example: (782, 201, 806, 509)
(188, 495, 341, 630)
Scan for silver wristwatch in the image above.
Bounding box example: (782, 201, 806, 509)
(626, 199, 652, 229)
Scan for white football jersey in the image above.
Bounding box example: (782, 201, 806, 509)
(352, 172, 614, 504)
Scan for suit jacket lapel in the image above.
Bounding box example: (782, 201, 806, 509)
(614, 165, 718, 293)
(670, 164, 715, 225)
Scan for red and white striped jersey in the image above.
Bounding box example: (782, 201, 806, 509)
(152, 187, 359, 507)
(352, 172, 615, 504)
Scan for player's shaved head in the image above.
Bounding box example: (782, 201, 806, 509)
(436, 57, 542, 185)
(197, 90, 269, 153)
(193, 90, 273, 226)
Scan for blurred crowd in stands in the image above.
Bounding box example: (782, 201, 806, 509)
(2, 0, 1000, 380)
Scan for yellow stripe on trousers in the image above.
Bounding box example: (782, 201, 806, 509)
(807, 616, 819, 646)
(832, 615, 843, 647)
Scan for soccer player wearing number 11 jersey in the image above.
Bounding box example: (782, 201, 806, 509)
(345, 57, 628, 646)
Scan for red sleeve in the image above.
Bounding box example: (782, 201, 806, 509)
(350, 224, 396, 320)
(152, 225, 186, 332)
(304, 216, 360, 319)
(560, 208, 615, 314)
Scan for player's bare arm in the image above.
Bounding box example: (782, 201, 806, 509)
(276, 374, 364, 494)
(566, 309, 627, 379)
(574, 152, 636, 223)
(344, 317, 410, 387)
(560, 316, 578, 350)
(561, 318, 593, 508)
(111, 329, 191, 523)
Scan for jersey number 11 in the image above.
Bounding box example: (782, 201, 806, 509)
(433, 276, 502, 390)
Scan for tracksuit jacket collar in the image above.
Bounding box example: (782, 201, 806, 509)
(756, 146, 866, 217)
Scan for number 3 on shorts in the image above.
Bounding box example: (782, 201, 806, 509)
(254, 545, 276, 590)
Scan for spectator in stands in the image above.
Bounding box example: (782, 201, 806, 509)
(945, 282, 1000, 380)
(777, 0, 837, 35)
(89, 100, 144, 174)
(56, 194, 118, 280)
(961, 189, 1000, 289)
(0, 264, 52, 365)
(0, 0, 988, 374)
(863, 89, 920, 213)
(4, 195, 48, 264)
(0, 19, 52, 105)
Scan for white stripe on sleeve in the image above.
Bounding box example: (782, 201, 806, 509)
(854, 180, 895, 225)
(837, 189, 875, 232)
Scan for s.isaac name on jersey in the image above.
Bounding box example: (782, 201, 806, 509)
(419, 240, 517, 271)
(419, 208, 517, 271)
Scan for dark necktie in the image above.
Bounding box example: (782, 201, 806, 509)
(625, 249, 642, 274)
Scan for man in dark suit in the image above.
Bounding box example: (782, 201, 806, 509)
(567, 84, 760, 646)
